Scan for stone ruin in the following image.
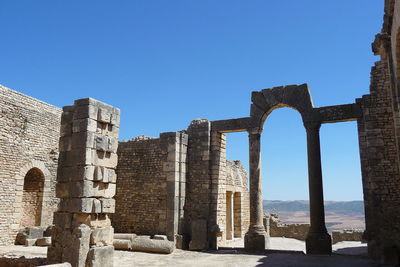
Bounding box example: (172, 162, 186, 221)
(0, 0, 400, 265)
(48, 98, 120, 266)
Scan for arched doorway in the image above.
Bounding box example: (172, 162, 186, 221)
(20, 168, 45, 227)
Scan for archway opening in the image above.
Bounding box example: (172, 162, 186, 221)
(259, 106, 316, 248)
(224, 131, 250, 246)
(320, 122, 365, 233)
(262, 107, 309, 226)
(20, 168, 45, 227)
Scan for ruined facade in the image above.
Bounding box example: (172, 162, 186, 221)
(112, 127, 250, 248)
(357, 0, 400, 262)
(0, 85, 61, 246)
(0, 0, 399, 265)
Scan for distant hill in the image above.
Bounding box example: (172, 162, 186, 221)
(263, 200, 366, 231)
(263, 200, 364, 215)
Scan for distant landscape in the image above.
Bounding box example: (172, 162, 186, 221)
(263, 200, 365, 231)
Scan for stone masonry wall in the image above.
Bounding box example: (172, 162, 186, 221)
(113, 132, 187, 241)
(358, 58, 400, 261)
(186, 119, 212, 250)
(0, 85, 61, 246)
(358, 1, 400, 263)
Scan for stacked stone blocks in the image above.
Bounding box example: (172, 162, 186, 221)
(48, 98, 120, 267)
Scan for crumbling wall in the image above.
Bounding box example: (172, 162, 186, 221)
(113, 132, 187, 241)
(264, 214, 309, 241)
(357, 1, 400, 261)
(332, 230, 364, 244)
(0, 85, 61, 246)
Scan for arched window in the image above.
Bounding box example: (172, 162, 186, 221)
(20, 168, 45, 227)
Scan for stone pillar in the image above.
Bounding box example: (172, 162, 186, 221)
(244, 133, 270, 251)
(48, 98, 120, 267)
(304, 121, 332, 255)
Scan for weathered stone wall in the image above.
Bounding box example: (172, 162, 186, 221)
(0, 85, 61, 246)
(113, 132, 187, 241)
(185, 119, 212, 250)
(332, 230, 364, 244)
(264, 213, 309, 241)
(357, 1, 400, 262)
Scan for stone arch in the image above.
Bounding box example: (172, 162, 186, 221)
(14, 160, 52, 228)
(250, 84, 314, 132)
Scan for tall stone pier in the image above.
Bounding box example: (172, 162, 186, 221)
(48, 98, 120, 267)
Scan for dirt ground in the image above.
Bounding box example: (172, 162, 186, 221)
(0, 238, 391, 267)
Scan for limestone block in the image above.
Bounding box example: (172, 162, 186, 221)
(93, 199, 102, 213)
(153, 235, 168, 240)
(88, 214, 112, 228)
(57, 180, 116, 198)
(39, 263, 72, 267)
(37, 237, 52, 246)
(94, 166, 116, 182)
(72, 118, 97, 133)
(73, 104, 98, 120)
(59, 198, 94, 213)
(94, 151, 118, 168)
(61, 198, 115, 214)
(27, 227, 45, 239)
(59, 148, 117, 168)
(104, 183, 116, 198)
(113, 239, 132, 250)
(72, 131, 96, 150)
(57, 166, 95, 182)
(86, 245, 114, 267)
(62, 224, 91, 267)
(59, 136, 72, 152)
(60, 123, 72, 137)
(90, 226, 114, 246)
(113, 233, 137, 241)
(25, 238, 36, 246)
(110, 108, 120, 126)
(103, 167, 117, 183)
(189, 219, 208, 251)
(131, 238, 175, 254)
(53, 212, 72, 229)
(101, 198, 115, 213)
(97, 108, 111, 123)
(16, 227, 45, 245)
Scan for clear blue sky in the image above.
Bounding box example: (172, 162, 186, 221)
(1, 1, 383, 201)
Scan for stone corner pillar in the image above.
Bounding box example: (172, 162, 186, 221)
(48, 98, 120, 267)
(244, 132, 270, 252)
(303, 121, 332, 255)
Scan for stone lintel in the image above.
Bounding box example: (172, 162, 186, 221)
(315, 103, 361, 124)
(211, 117, 256, 133)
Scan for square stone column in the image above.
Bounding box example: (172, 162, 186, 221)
(244, 133, 270, 252)
(48, 98, 120, 267)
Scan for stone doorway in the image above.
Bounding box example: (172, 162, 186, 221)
(20, 168, 45, 227)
